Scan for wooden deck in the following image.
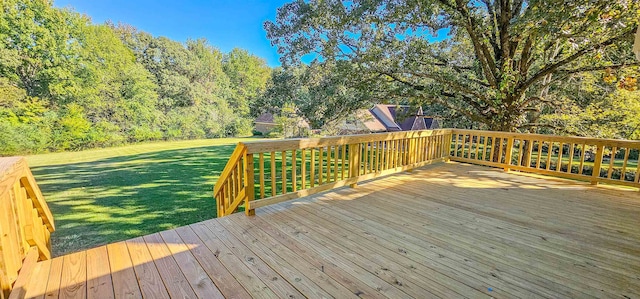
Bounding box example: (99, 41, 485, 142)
(15, 162, 640, 299)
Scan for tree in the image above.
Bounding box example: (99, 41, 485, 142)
(266, 0, 640, 132)
(223, 48, 271, 116)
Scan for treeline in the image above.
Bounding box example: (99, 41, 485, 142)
(0, 0, 270, 155)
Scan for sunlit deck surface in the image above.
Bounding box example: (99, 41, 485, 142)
(20, 162, 640, 298)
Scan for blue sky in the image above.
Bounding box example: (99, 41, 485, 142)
(53, 0, 290, 66)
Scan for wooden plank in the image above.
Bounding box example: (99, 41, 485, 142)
(327, 146, 332, 181)
(24, 258, 51, 299)
(59, 250, 86, 299)
(125, 238, 168, 299)
(489, 137, 496, 162)
(85, 246, 114, 299)
(173, 226, 251, 299)
(218, 216, 360, 299)
(0, 184, 21, 284)
(259, 153, 265, 199)
(189, 222, 279, 299)
(142, 233, 196, 298)
(158, 230, 224, 299)
(44, 257, 63, 299)
(249, 158, 446, 210)
(8, 248, 38, 299)
(203, 221, 304, 299)
(106, 242, 142, 299)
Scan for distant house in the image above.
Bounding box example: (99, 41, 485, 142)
(336, 104, 441, 134)
(254, 112, 311, 136)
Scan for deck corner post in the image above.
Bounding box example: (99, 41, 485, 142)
(348, 143, 361, 188)
(244, 153, 256, 216)
(445, 133, 453, 162)
(591, 144, 604, 185)
(504, 137, 514, 172)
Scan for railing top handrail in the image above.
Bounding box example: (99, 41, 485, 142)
(451, 129, 640, 148)
(242, 129, 453, 154)
(0, 157, 55, 231)
(213, 144, 247, 195)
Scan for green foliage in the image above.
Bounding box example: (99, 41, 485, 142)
(0, 0, 270, 155)
(266, 0, 640, 134)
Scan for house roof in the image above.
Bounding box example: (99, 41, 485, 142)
(255, 112, 275, 123)
(350, 104, 440, 133)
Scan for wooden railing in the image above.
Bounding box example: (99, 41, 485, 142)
(0, 157, 55, 299)
(450, 129, 640, 188)
(214, 129, 640, 217)
(213, 129, 452, 217)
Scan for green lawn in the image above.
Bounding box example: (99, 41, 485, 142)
(26, 138, 256, 256)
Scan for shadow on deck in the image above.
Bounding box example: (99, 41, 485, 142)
(14, 162, 640, 298)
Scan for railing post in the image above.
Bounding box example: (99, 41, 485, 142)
(348, 143, 361, 188)
(591, 145, 604, 185)
(504, 137, 514, 172)
(244, 154, 256, 216)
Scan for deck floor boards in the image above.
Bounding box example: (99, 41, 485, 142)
(21, 162, 640, 298)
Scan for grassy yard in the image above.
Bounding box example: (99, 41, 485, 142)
(26, 138, 256, 256)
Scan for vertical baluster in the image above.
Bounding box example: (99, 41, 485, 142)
(607, 147, 617, 179)
(467, 134, 474, 159)
(318, 147, 324, 185)
(385, 140, 391, 170)
(567, 143, 575, 173)
(620, 148, 630, 181)
(578, 144, 586, 175)
(327, 146, 332, 181)
(556, 143, 564, 172)
(310, 148, 316, 188)
(301, 149, 306, 189)
(259, 153, 265, 199)
(525, 139, 533, 168)
(368, 142, 374, 173)
(546, 142, 553, 170)
(517, 139, 523, 166)
(634, 155, 640, 183)
(341, 145, 346, 179)
(333, 145, 340, 182)
(475, 136, 481, 160)
(497, 138, 504, 164)
(489, 137, 495, 162)
(592, 145, 604, 184)
(270, 152, 276, 197)
(454, 134, 459, 157)
(504, 137, 514, 171)
(281, 151, 287, 194)
(481, 136, 488, 161)
(292, 150, 297, 192)
(535, 141, 542, 168)
(461, 134, 467, 158)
